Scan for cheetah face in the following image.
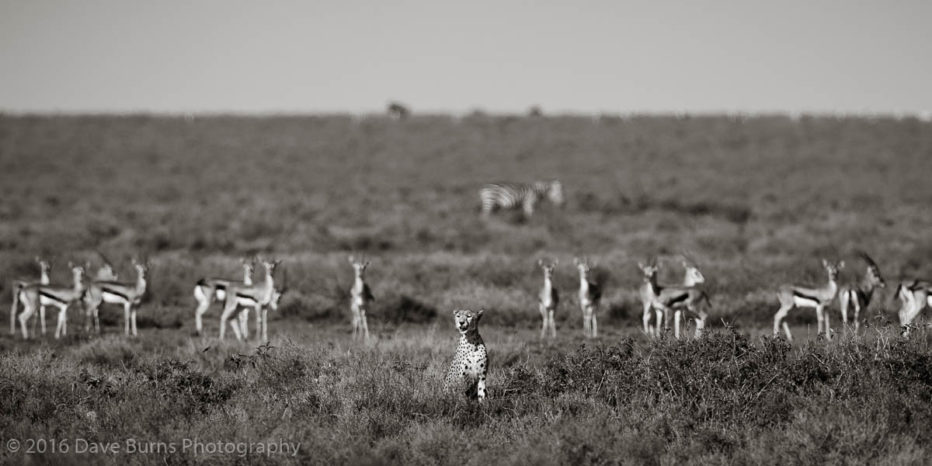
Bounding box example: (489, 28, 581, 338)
(453, 309, 484, 333)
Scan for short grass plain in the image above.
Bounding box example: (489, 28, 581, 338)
(1, 114, 931, 464)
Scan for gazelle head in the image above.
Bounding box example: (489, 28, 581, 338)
(855, 251, 885, 289)
(638, 259, 660, 282)
(34, 256, 51, 274)
(66, 261, 86, 284)
(548, 180, 565, 206)
(240, 257, 255, 277)
(574, 257, 593, 278)
(538, 258, 557, 279)
(349, 255, 369, 277)
(259, 258, 281, 276)
(453, 309, 483, 333)
(97, 263, 118, 281)
(821, 259, 843, 282)
(682, 259, 705, 285)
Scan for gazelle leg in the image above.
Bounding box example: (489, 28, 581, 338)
(852, 299, 861, 333)
(840, 294, 849, 329)
(94, 307, 100, 334)
(19, 309, 31, 339)
(823, 307, 831, 340)
(674, 309, 682, 339)
(695, 312, 708, 338)
(194, 298, 210, 336)
(54, 307, 63, 339)
(260, 305, 268, 343)
(361, 310, 369, 342)
(123, 303, 131, 336)
(540, 305, 547, 339)
(39, 305, 47, 335)
(20, 299, 38, 339)
(774, 304, 792, 340)
(238, 308, 249, 340)
(550, 310, 556, 338)
(131, 308, 138, 336)
(654, 308, 663, 338)
(229, 311, 243, 341)
(591, 311, 597, 338)
(815, 305, 825, 337)
(642, 302, 653, 336)
(219, 301, 236, 340)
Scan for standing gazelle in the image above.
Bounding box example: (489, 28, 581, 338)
(838, 251, 885, 332)
(84, 259, 150, 336)
(638, 260, 677, 338)
(651, 258, 707, 337)
(219, 258, 280, 342)
(574, 258, 601, 338)
(349, 256, 375, 341)
(193, 259, 255, 336)
(10, 257, 51, 335)
(773, 259, 843, 341)
(537, 259, 559, 339)
(896, 279, 931, 336)
(13, 262, 85, 339)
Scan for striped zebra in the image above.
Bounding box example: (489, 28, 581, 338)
(478, 180, 564, 218)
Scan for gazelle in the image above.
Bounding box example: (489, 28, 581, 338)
(537, 259, 559, 339)
(773, 259, 843, 341)
(10, 257, 51, 335)
(574, 258, 601, 338)
(838, 251, 885, 332)
(638, 260, 680, 338)
(219, 258, 280, 342)
(13, 263, 85, 339)
(654, 258, 707, 337)
(84, 259, 150, 336)
(663, 262, 711, 339)
(896, 279, 931, 336)
(193, 259, 255, 336)
(349, 256, 374, 341)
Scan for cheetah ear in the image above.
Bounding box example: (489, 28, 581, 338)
(476, 309, 484, 320)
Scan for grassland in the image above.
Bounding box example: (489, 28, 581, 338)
(1, 113, 931, 464)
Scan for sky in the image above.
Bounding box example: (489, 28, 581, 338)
(1, 1, 930, 115)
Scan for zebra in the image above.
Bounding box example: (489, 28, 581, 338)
(479, 181, 564, 218)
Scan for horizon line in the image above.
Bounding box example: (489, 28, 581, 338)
(2, 109, 931, 121)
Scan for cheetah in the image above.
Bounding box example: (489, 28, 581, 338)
(443, 309, 488, 401)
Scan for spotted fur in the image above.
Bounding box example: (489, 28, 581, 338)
(443, 309, 488, 400)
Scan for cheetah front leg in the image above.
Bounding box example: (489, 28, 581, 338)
(477, 373, 486, 401)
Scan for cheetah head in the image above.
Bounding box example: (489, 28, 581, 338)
(453, 309, 484, 333)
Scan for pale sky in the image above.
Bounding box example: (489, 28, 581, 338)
(1, 1, 930, 114)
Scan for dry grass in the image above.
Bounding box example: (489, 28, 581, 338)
(1, 114, 931, 463)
